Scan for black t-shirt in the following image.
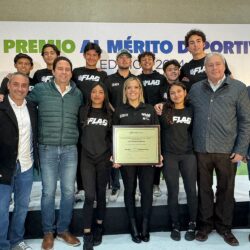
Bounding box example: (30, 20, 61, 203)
(79, 106, 112, 158)
(0, 75, 35, 94)
(180, 56, 231, 91)
(105, 71, 135, 110)
(72, 67, 107, 103)
(138, 70, 167, 106)
(159, 106, 193, 155)
(113, 102, 159, 126)
(33, 68, 54, 84)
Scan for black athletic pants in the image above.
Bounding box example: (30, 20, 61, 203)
(120, 165, 155, 220)
(196, 153, 237, 234)
(81, 150, 111, 229)
(162, 153, 197, 224)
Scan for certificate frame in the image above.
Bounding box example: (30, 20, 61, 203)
(113, 125, 161, 165)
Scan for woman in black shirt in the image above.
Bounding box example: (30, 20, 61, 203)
(79, 82, 112, 250)
(159, 82, 197, 241)
(113, 76, 161, 244)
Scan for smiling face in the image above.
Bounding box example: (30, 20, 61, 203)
(43, 46, 58, 67)
(205, 54, 226, 83)
(53, 60, 72, 85)
(14, 58, 33, 75)
(164, 64, 180, 82)
(187, 34, 206, 58)
(125, 79, 142, 104)
(169, 84, 186, 107)
(8, 74, 29, 105)
(139, 55, 154, 72)
(91, 84, 105, 108)
(117, 54, 132, 70)
(84, 49, 100, 68)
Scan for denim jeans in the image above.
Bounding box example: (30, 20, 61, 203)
(39, 144, 77, 234)
(0, 162, 33, 250)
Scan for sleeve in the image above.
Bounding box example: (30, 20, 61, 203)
(112, 109, 120, 125)
(0, 77, 9, 95)
(26, 84, 40, 105)
(151, 106, 159, 125)
(233, 86, 250, 155)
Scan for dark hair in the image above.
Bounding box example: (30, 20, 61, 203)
(41, 44, 60, 56)
(52, 56, 73, 71)
(81, 82, 112, 127)
(163, 59, 181, 72)
(163, 82, 188, 125)
(184, 29, 206, 48)
(138, 52, 155, 62)
(14, 53, 33, 66)
(84, 42, 102, 56)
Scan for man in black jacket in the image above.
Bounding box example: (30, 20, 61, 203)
(0, 72, 38, 250)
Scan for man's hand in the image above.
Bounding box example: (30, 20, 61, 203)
(0, 94, 4, 102)
(230, 153, 243, 163)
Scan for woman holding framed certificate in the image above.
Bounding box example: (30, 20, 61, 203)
(113, 76, 161, 244)
(159, 82, 197, 242)
(79, 82, 112, 250)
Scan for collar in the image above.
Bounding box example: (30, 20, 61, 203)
(8, 95, 27, 108)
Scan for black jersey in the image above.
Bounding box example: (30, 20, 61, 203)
(33, 68, 54, 84)
(159, 106, 193, 155)
(180, 56, 231, 91)
(113, 102, 159, 126)
(79, 106, 112, 158)
(105, 71, 135, 110)
(138, 70, 167, 106)
(0, 76, 35, 94)
(72, 67, 107, 102)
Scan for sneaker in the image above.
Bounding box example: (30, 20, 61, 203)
(185, 222, 196, 241)
(153, 185, 162, 197)
(41, 232, 54, 250)
(57, 232, 80, 246)
(75, 190, 85, 202)
(109, 189, 120, 202)
(11, 241, 32, 250)
(170, 224, 181, 241)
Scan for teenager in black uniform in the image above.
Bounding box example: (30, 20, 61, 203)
(79, 82, 112, 250)
(33, 44, 60, 84)
(180, 29, 231, 91)
(138, 52, 166, 198)
(105, 49, 135, 201)
(159, 82, 197, 241)
(72, 42, 107, 103)
(73, 42, 107, 201)
(113, 76, 161, 243)
(0, 53, 35, 95)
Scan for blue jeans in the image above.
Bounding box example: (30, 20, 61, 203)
(0, 162, 33, 250)
(39, 144, 77, 234)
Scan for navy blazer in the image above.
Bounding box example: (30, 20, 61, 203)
(0, 96, 39, 185)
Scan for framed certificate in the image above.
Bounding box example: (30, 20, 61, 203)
(113, 125, 161, 165)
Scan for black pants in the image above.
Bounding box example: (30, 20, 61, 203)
(196, 153, 237, 233)
(153, 167, 162, 185)
(81, 150, 111, 229)
(163, 153, 197, 224)
(76, 142, 84, 191)
(120, 165, 155, 220)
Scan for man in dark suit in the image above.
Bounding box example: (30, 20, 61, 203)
(0, 72, 38, 250)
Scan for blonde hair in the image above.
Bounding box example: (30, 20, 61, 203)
(122, 76, 145, 104)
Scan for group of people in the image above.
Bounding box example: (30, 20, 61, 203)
(0, 28, 250, 250)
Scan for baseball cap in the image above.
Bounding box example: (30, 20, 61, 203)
(116, 49, 132, 59)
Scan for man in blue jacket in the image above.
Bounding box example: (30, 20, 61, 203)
(189, 52, 250, 246)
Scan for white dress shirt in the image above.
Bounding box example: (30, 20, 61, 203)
(8, 96, 33, 172)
